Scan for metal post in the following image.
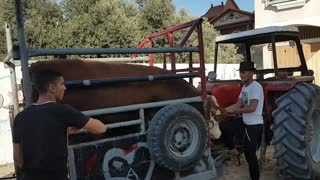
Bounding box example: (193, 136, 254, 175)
(271, 35, 278, 77)
(5, 22, 21, 180)
(197, 23, 208, 120)
(147, 39, 154, 66)
(139, 109, 145, 132)
(167, 33, 176, 71)
(14, 0, 32, 106)
(5, 23, 20, 126)
(162, 53, 167, 70)
(214, 43, 219, 73)
(295, 38, 308, 75)
(245, 44, 251, 62)
(179, 19, 200, 47)
(188, 45, 193, 85)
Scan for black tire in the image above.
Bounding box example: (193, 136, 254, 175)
(271, 83, 320, 179)
(147, 103, 208, 171)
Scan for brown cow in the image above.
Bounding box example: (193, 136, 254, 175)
(29, 59, 202, 142)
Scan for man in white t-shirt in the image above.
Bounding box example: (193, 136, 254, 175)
(225, 61, 264, 180)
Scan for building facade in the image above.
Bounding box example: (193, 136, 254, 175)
(204, 0, 254, 35)
(255, 0, 320, 84)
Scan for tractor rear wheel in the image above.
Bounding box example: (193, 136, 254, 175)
(272, 82, 320, 179)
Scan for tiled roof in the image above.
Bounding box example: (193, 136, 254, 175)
(203, 0, 253, 24)
(203, 5, 224, 20)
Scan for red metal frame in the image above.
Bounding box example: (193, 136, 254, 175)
(163, 53, 167, 70)
(134, 18, 208, 120)
(179, 19, 201, 47)
(147, 20, 197, 39)
(131, 39, 154, 66)
(167, 33, 176, 71)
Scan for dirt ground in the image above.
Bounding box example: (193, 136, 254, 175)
(0, 146, 281, 180)
(0, 163, 15, 179)
(217, 145, 283, 180)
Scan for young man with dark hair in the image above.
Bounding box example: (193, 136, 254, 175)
(225, 62, 264, 180)
(13, 70, 107, 180)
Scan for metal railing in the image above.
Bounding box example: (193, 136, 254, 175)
(77, 96, 202, 134)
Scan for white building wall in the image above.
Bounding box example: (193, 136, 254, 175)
(255, 0, 320, 28)
(0, 64, 22, 165)
(150, 63, 239, 87)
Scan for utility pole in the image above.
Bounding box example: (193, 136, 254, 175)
(14, 0, 32, 106)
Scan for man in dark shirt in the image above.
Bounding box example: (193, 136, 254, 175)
(13, 70, 107, 180)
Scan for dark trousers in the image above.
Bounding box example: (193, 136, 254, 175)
(21, 175, 68, 180)
(220, 117, 245, 149)
(243, 124, 263, 180)
(21, 170, 68, 180)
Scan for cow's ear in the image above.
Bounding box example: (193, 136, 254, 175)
(48, 83, 56, 93)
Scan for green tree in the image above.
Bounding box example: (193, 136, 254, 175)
(217, 44, 243, 64)
(138, 0, 175, 36)
(0, 24, 7, 60)
(0, 0, 64, 60)
(62, 0, 141, 54)
(61, 0, 99, 18)
(133, 0, 176, 61)
(0, 0, 242, 63)
(24, 0, 64, 49)
(0, 0, 15, 59)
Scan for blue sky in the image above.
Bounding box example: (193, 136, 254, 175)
(173, 0, 254, 17)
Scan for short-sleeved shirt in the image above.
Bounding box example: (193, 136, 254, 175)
(239, 81, 264, 125)
(12, 102, 89, 177)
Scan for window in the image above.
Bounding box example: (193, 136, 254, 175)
(251, 41, 302, 78)
(266, 0, 309, 10)
(267, 0, 295, 5)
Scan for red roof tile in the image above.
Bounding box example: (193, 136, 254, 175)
(203, 5, 224, 19)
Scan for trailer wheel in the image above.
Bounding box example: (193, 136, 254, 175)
(147, 103, 207, 171)
(271, 83, 320, 179)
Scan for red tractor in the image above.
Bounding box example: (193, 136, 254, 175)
(208, 26, 320, 179)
